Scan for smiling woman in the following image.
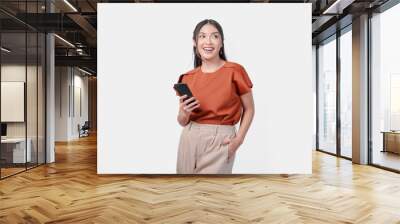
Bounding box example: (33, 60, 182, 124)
(175, 19, 255, 174)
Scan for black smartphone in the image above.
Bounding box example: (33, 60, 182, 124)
(174, 83, 193, 98)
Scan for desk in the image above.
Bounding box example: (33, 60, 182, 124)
(381, 131, 400, 154)
(1, 138, 31, 163)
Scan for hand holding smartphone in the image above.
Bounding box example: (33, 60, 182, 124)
(174, 83, 200, 114)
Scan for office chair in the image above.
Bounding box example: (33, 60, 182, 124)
(79, 121, 90, 138)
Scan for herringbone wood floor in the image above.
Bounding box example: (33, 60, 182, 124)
(1, 134, 400, 224)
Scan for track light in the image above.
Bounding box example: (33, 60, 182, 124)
(54, 34, 75, 48)
(63, 0, 78, 12)
(322, 0, 354, 15)
(78, 67, 93, 76)
(1, 47, 11, 53)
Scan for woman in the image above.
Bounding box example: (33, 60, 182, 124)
(176, 19, 255, 174)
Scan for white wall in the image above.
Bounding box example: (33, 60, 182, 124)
(55, 66, 69, 141)
(55, 67, 89, 141)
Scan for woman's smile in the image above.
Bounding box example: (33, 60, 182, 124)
(203, 47, 215, 54)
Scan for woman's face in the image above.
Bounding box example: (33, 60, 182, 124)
(194, 24, 223, 61)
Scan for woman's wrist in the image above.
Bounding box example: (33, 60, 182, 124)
(235, 135, 245, 144)
(179, 110, 189, 120)
(178, 112, 190, 126)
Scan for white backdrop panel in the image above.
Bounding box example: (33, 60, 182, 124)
(98, 3, 312, 174)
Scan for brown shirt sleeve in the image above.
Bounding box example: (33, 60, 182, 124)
(233, 65, 253, 96)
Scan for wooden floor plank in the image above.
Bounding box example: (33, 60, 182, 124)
(0, 134, 400, 223)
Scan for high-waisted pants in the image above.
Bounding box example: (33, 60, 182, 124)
(177, 121, 237, 174)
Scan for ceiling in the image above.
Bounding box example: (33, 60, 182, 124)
(0, 0, 394, 75)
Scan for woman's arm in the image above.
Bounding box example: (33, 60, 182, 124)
(224, 91, 255, 159)
(236, 91, 255, 143)
(223, 90, 254, 158)
(177, 112, 190, 127)
(177, 95, 200, 127)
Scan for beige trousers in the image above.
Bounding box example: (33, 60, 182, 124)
(177, 121, 237, 174)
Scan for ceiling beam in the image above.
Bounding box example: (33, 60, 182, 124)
(55, 55, 96, 70)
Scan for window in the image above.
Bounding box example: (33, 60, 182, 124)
(371, 3, 400, 171)
(340, 28, 352, 158)
(318, 36, 337, 154)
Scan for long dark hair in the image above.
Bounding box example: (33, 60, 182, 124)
(192, 19, 227, 68)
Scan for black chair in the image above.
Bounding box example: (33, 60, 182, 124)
(79, 121, 90, 138)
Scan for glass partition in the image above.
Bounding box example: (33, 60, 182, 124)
(0, 1, 46, 179)
(317, 36, 337, 155)
(1, 31, 28, 177)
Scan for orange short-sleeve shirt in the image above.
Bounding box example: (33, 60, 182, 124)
(178, 61, 253, 125)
